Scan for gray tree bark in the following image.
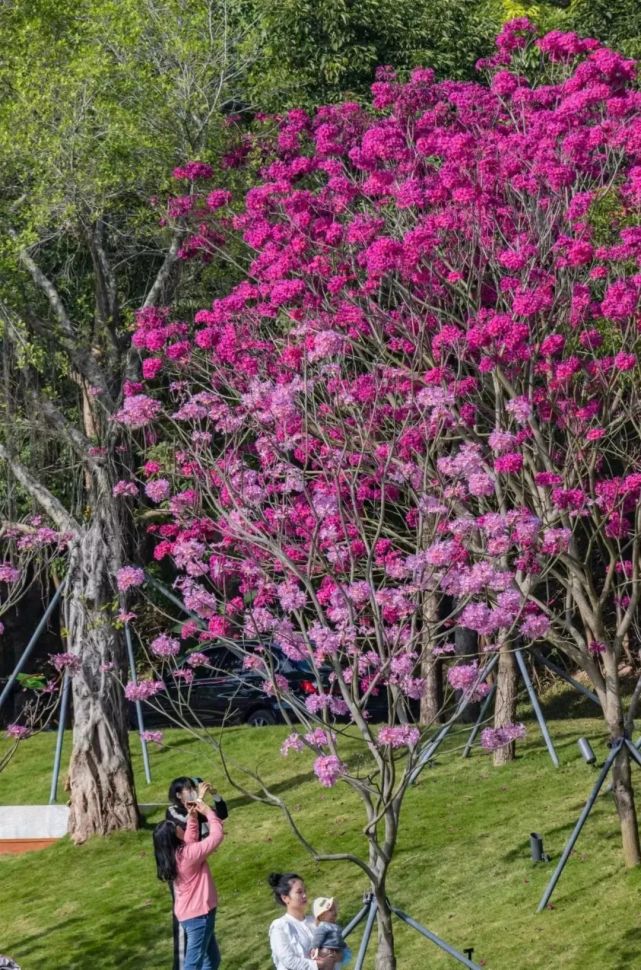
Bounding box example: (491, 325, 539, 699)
(493, 642, 518, 766)
(603, 650, 641, 866)
(419, 592, 442, 726)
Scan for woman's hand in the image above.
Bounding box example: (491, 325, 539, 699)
(197, 780, 212, 801)
(314, 955, 339, 970)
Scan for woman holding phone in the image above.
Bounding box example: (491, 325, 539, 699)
(153, 781, 224, 970)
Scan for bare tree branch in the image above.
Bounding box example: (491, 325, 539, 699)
(12, 238, 112, 400)
(143, 232, 181, 309)
(0, 443, 80, 534)
(29, 389, 103, 472)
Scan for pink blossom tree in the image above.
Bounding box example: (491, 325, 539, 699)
(122, 19, 641, 961)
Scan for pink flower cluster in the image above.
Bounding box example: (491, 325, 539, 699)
(377, 725, 420, 748)
(6, 723, 31, 740)
(124, 679, 166, 701)
(141, 730, 164, 744)
(116, 566, 145, 591)
(480, 723, 526, 751)
(145, 479, 171, 503)
(114, 394, 161, 429)
(447, 663, 492, 702)
(0, 563, 21, 583)
(112, 480, 139, 498)
(281, 733, 305, 756)
(50, 652, 81, 674)
(150, 634, 180, 658)
(313, 754, 347, 787)
(304, 728, 333, 749)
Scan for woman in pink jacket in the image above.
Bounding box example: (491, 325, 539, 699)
(154, 782, 224, 970)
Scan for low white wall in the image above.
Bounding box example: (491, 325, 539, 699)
(0, 805, 69, 839)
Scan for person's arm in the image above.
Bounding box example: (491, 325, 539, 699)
(269, 920, 318, 970)
(183, 810, 199, 845)
(181, 805, 224, 861)
(211, 793, 228, 820)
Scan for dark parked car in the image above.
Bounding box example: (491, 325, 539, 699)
(131, 642, 325, 729)
(130, 641, 390, 729)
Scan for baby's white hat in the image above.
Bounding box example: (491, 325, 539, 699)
(313, 897, 335, 919)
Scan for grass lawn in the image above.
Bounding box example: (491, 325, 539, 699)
(2, 694, 641, 969)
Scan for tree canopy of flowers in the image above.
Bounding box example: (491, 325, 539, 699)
(123, 18, 641, 901)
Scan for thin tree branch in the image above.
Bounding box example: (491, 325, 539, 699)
(11, 239, 112, 400)
(0, 444, 80, 534)
(143, 232, 181, 309)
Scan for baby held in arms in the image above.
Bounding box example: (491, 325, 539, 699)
(310, 897, 352, 969)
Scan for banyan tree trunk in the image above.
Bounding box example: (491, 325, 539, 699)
(65, 492, 139, 843)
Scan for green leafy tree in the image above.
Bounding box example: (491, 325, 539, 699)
(0, 0, 248, 842)
(236, 0, 499, 109)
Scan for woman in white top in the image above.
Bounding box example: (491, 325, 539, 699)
(268, 873, 339, 970)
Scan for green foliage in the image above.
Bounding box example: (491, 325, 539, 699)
(0, 0, 249, 523)
(15, 673, 47, 690)
(483, 0, 641, 59)
(0, 0, 237, 238)
(570, 0, 641, 61)
(236, 0, 500, 109)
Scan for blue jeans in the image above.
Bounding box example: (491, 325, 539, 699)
(180, 908, 220, 970)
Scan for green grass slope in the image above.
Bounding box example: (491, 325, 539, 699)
(2, 707, 641, 969)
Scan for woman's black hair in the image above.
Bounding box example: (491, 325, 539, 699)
(153, 820, 181, 882)
(168, 776, 194, 804)
(268, 872, 303, 906)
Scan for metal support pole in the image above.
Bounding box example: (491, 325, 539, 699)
(49, 671, 71, 804)
(514, 648, 559, 768)
(343, 901, 371, 939)
(392, 908, 482, 969)
(410, 652, 500, 784)
(537, 739, 622, 912)
(0, 580, 66, 713)
(462, 684, 496, 758)
(532, 650, 599, 705)
(124, 620, 152, 785)
(352, 897, 377, 970)
(625, 738, 641, 770)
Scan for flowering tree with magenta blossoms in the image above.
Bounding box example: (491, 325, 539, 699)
(122, 20, 641, 959)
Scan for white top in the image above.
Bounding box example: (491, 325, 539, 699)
(269, 913, 317, 970)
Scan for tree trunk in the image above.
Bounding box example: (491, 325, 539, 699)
(65, 493, 139, 843)
(374, 886, 396, 970)
(419, 592, 442, 725)
(603, 649, 641, 866)
(493, 642, 518, 766)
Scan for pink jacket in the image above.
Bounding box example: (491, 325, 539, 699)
(173, 806, 224, 922)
